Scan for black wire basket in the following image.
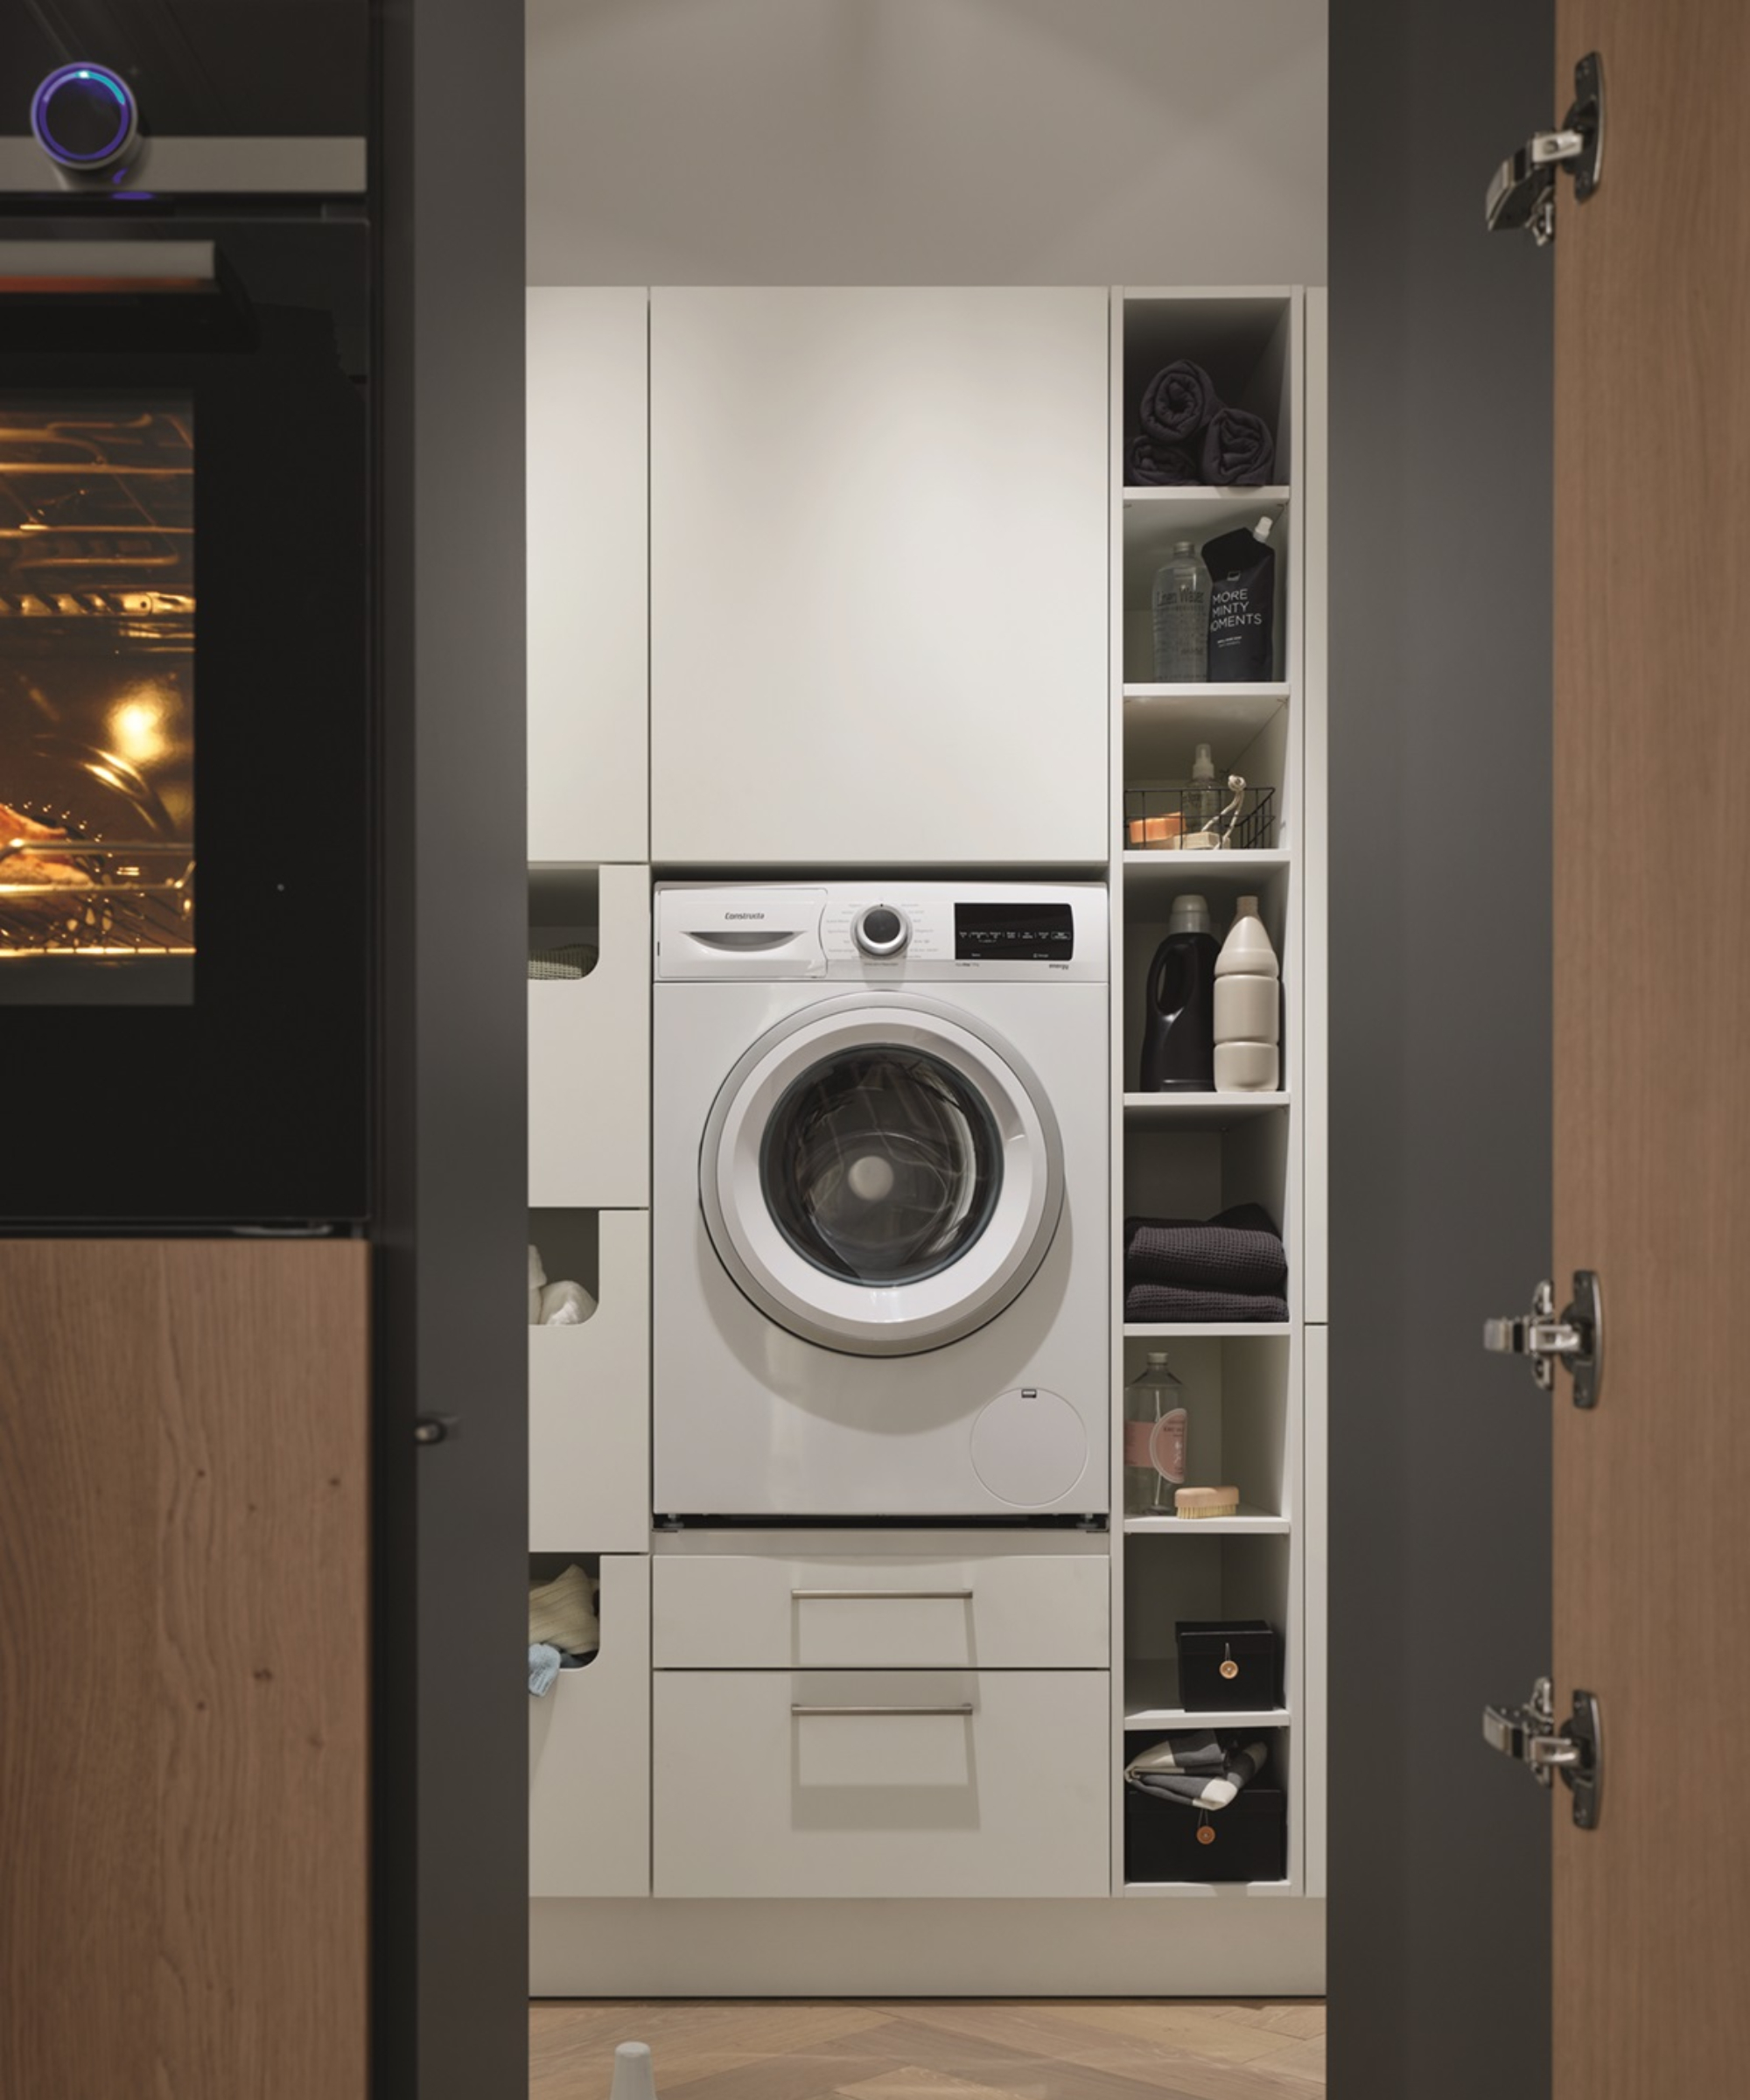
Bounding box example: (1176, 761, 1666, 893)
(1123, 782, 1276, 852)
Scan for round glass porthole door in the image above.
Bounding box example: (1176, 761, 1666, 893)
(701, 994, 1064, 1356)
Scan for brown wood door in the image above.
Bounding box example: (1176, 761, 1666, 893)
(0, 1239, 369, 2099)
(1553, 4, 1750, 2091)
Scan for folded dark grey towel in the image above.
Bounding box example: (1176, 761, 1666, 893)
(1125, 1734, 1271, 1810)
(1127, 432, 1200, 486)
(1124, 1203, 1287, 1295)
(1200, 403, 1276, 486)
(1124, 1282, 1290, 1323)
(1139, 360, 1217, 446)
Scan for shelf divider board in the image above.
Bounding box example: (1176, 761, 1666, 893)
(1123, 1091, 1288, 1130)
(1123, 1657, 1290, 1732)
(1123, 1509, 1291, 1536)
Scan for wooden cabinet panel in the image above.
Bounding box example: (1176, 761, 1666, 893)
(528, 286, 650, 863)
(0, 1240, 368, 2100)
(650, 286, 1110, 867)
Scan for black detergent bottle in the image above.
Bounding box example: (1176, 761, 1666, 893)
(1139, 893, 1218, 1091)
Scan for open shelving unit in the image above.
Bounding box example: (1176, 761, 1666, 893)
(1107, 287, 1325, 1909)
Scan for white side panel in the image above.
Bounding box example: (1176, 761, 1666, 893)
(653, 1670, 1110, 1899)
(529, 864, 650, 1208)
(531, 1894, 1327, 1996)
(529, 1210, 650, 1554)
(1303, 288, 1329, 1323)
(527, 288, 649, 862)
(652, 1544, 1108, 1670)
(649, 287, 1110, 866)
(529, 1555, 651, 1898)
(1304, 1324, 1328, 1898)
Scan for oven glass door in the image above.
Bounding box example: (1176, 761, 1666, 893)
(0, 223, 370, 1223)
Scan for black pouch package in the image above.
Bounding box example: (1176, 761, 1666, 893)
(1202, 522, 1276, 682)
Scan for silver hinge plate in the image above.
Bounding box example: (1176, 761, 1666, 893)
(1483, 1270, 1602, 1407)
(1484, 1676, 1603, 1829)
(1486, 51, 1604, 243)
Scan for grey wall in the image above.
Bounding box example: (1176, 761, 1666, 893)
(1327, 3, 1552, 2096)
(528, 0, 1326, 285)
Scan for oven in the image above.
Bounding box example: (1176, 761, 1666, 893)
(0, 21, 373, 1224)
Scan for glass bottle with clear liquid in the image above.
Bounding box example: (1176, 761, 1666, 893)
(1151, 539, 1210, 682)
(1124, 1351, 1188, 1513)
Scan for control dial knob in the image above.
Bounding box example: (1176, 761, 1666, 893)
(852, 904, 912, 958)
(31, 63, 139, 172)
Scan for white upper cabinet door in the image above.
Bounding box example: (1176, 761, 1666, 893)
(650, 288, 1110, 866)
(528, 287, 648, 863)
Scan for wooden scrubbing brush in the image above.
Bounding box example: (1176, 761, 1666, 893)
(1174, 1485, 1241, 1520)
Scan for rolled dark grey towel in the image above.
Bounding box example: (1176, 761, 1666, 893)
(1139, 360, 1217, 446)
(1127, 432, 1200, 486)
(1200, 403, 1276, 486)
(1124, 1282, 1289, 1322)
(1124, 1204, 1287, 1295)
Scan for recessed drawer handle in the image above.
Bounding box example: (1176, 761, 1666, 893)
(790, 1703, 976, 1717)
(789, 1588, 974, 1601)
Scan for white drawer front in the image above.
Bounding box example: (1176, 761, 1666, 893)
(529, 1555, 650, 1898)
(652, 1545, 1109, 1670)
(653, 1669, 1110, 1898)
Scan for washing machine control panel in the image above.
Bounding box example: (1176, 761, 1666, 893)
(657, 883, 1107, 983)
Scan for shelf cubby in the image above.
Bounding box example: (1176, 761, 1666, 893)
(1123, 1530, 1293, 1719)
(1119, 1331, 1292, 1523)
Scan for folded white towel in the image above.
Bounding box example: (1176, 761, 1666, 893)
(528, 1244, 547, 1325)
(528, 1562, 600, 1655)
(540, 1278, 598, 1326)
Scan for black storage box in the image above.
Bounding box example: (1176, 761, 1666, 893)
(1175, 1618, 1280, 1709)
(1124, 1783, 1287, 1884)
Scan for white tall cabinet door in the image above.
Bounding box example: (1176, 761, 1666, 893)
(650, 288, 1110, 866)
(528, 287, 648, 862)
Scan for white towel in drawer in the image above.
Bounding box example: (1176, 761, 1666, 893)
(651, 1538, 1109, 1670)
(653, 1669, 1110, 1898)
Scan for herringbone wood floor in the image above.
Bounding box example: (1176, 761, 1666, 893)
(530, 1999, 1326, 2100)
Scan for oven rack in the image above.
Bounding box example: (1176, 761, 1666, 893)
(0, 840, 194, 955)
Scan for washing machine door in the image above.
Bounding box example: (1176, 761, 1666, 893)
(700, 992, 1064, 1357)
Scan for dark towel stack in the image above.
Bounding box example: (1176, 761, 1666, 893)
(1131, 358, 1277, 488)
(1124, 1202, 1288, 1322)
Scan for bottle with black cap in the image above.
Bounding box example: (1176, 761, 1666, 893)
(1138, 892, 1218, 1092)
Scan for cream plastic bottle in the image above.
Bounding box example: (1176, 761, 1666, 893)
(1213, 893, 1280, 1091)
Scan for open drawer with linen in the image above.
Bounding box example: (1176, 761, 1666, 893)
(528, 1208, 649, 1553)
(650, 1530, 1110, 1670)
(529, 1554, 650, 1899)
(529, 864, 650, 1208)
(652, 1667, 1110, 1898)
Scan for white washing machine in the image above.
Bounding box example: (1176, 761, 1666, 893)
(653, 881, 1109, 1518)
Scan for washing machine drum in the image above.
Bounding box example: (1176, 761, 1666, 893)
(700, 993, 1065, 1356)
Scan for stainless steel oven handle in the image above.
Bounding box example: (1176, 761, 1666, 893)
(0, 242, 215, 290)
(789, 1588, 974, 1601)
(789, 1703, 976, 1717)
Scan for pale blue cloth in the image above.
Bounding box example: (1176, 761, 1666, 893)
(528, 1642, 563, 1697)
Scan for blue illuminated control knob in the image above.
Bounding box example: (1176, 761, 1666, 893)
(31, 64, 139, 172)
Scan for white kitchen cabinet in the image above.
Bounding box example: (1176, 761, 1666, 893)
(649, 287, 1110, 867)
(527, 287, 648, 863)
